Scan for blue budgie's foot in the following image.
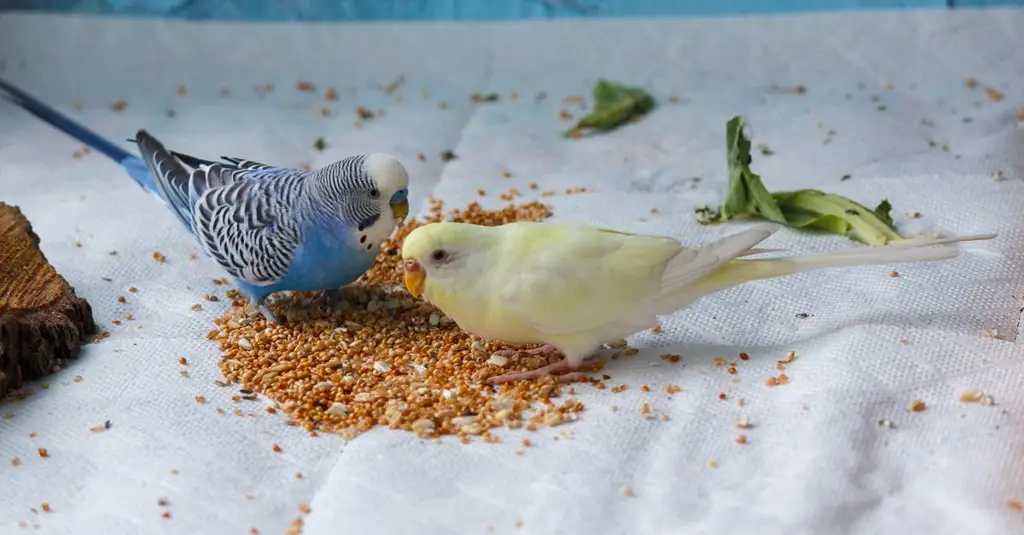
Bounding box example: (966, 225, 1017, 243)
(316, 288, 345, 307)
(257, 301, 284, 325)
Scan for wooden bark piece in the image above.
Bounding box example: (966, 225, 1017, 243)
(0, 202, 96, 397)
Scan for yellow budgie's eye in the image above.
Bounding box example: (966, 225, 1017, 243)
(431, 249, 448, 262)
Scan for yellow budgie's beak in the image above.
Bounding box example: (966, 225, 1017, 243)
(403, 259, 425, 297)
(391, 199, 409, 221)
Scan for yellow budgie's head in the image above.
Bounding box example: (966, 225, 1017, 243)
(400, 222, 494, 298)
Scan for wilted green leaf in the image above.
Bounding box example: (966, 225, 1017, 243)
(704, 115, 903, 246)
(565, 79, 655, 137)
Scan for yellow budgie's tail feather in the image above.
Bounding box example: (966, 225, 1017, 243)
(689, 232, 996, 298)
(657, 223, 783, 297)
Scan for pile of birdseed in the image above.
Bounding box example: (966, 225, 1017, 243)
(211, 199, 597, 441)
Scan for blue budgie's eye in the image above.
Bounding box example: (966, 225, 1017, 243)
(390, 189, 408, 204)
(370, 188, 381, 199)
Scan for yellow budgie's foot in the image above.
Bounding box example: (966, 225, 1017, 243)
(486, 349, 600, 384)
(486, 359, 575, 384)
(490, 344, 559, 360)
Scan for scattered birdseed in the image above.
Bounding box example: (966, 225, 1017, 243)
(195, 396, 207, 404)
(313, 137, 327, 151)
(736, 434, 748, 445)
(878, 419, 894, 428)
(179, 357, 188, 365)
(112, 99, 127, 112)
(959, 389, 995, 405)
(718, 393, 727, 401)
(908, 400, 926, 412)
(41, 503, 51, 512)
(37, 448, 48, 458)
(665, 384, 680, 394)
(272, 444, 282, 453)
(984, 87, 1004, 102)
(708, 459, 718, 468)
(739, 352, 749, 360)
(734, 416, 752, 429)
(439, 149, 457, 162)
(11, 457, 21, 466)
(621, 486, 635, 497)
(470, 92, 499, 103)
(1008, 500, 1023, 512)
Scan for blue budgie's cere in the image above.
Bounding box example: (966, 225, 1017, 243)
(0, 78, 411, 323)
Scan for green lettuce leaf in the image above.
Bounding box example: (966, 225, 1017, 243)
(705, 116, 902, 246)
(565, 79, 655, 137)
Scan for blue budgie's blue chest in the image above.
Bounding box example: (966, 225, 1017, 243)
(277, 230, 377, 292)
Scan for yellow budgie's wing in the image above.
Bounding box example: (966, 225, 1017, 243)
(497, 223, 781, 336)
(495, 223, 688, 336)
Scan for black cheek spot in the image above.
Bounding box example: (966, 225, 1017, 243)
(366, 243, 373, 250)
(358, 224, 365, 231)
(359, 235, 367, 244)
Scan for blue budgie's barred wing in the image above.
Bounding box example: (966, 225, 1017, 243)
(164, 151, 278, 174)
(191, 180, 304, 286)
(125, 137, 281, 177)
(133, 131, 310, 228)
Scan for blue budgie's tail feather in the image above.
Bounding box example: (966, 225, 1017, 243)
(134, 130, 199, 227)
(0, 77, 158, 192)
(124, 138, 275, 173)
(0, 77, 131, 164)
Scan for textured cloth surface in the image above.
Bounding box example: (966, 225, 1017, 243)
(1, 9, 1023, 535)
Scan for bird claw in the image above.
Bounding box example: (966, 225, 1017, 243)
(256, 301, 284, 325)
(316, 288, 344, 307)
(491, 344, 559, 359)
(485, 353, 600, 385)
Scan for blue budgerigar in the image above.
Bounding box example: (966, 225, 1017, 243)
(0, 78, 411, 322)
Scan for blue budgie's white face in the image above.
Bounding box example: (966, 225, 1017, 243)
(313, 153, 410, 252)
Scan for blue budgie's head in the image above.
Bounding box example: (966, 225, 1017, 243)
(312, 153, 410, 252)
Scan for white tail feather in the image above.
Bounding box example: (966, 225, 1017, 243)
(686, 232, 995, 299)
(658, 224, 782, 296)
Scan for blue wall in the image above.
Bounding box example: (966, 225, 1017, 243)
(0, 0, 1020, 21)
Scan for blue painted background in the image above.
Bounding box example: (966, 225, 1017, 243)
(0, 0, 1020, 21)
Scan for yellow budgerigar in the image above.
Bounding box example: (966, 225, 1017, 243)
(400, 221, 994, 384)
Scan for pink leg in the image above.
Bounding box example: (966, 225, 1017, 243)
(491, 344, 559, 359)
(486, 353, 601, 385)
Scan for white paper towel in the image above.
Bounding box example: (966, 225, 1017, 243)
(0, 9, 1022, 535)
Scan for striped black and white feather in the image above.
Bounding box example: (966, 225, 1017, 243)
(134, 130, 310, 286)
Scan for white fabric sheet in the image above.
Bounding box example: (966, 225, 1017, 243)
(1, 9, 1023, 535)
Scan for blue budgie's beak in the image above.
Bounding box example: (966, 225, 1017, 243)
(391, 199, 409, 221)
(390, 189, 409, 221)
